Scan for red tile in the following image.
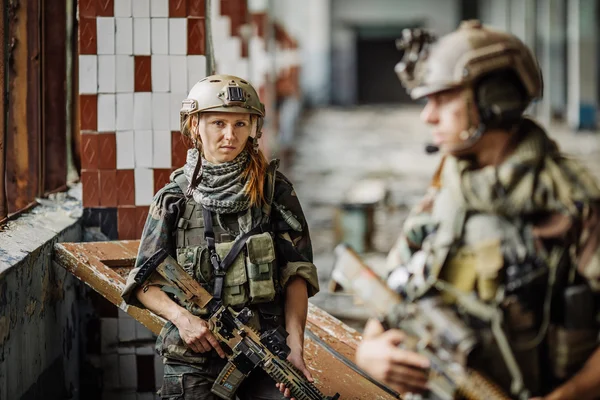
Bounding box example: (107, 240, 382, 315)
(116, 169, 135, 206)
(99, 169, 118, 207)
(80, 94, 98, 131)
(134, 56, 152, 92)
(118, 207, 137, 240)
(169, 0, 187, 17)
(172, 131, 192, 168)
(229, 14, 245, 37)
(79, 0, 96, 17)
(153, 169, 172, 194)
(97, 133, 116, 169)
(187, 18, 205, 55)
(81, 170, 100, 207)
(79, 17, 97, 54)
(81, 133, 99, 170)
(136, 206, 150, 238)
(241, 41, 248, 58)
(187, 0, 205, 17)
(220, 0, 229, 15)
(96, 0, 114, 16)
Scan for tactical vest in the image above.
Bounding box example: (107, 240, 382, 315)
(171, 161, 284, 327)
(402, 152, 600, 396)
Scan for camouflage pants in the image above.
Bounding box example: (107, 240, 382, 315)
(159, 360, 287, 400)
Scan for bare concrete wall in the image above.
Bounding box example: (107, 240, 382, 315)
(0, 198, 83, 400)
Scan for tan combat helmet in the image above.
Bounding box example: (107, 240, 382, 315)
(180, 74, 265, 135)
(396, 20, 543, 103)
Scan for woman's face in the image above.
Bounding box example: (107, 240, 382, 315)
(193, 112, 253, 163)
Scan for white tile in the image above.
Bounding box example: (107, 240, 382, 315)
(170, 92, 186, 131)
(101, 354, 120, 389)
(114, 0, 132, 17)
(135, 345, 155, 356)
(98, 55, 116, 93)
(78, 55, 97, 94)
(116, 55, 134, 93)
(116, 130, 135, 169)
(134, 131, 153, 168)
(169, 56, 187, 93)
(150, 0, 168, 17)
(151, 93, 171, 130)
(115, 18, 133, 55)
(151, 18, 169, 54)
(151, 55, 169, 92)
(135, 321, 155, 341)
(135, 168, 154, 205)
(116, 93, 134, 130)
(132, 0, 150, 17)
(119, 354, 138, 389)
(118, 315, 137, 342)
(153, 130, 171, 168)
(98, 94, 116, 132)
(101, 318, 118, 354)
(154, 354, 164, 391)
(133, 93, 153, 130)
(169, 18, 187, 55)
(187, 55, 207, 90)
(133, 18, 151, 55)
(97, 17, 115, 54)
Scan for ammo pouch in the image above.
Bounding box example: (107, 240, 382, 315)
(215, 241, 249, 307)
(246, 232, 277, 304)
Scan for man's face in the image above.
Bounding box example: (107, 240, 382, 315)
(420, 87, 476, 156)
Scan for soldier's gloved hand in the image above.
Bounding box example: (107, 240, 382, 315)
(276, 349, 314, 400)
(173, 308, 226, 358)
(356, 318, 430, 395)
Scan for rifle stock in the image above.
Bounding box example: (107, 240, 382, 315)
(135, 249, 340, 400)
(332, 243, 511, 400)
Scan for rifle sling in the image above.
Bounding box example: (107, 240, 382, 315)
(202, 207, 269, 301)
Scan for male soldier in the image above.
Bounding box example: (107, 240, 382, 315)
(355, 20, 600, 399)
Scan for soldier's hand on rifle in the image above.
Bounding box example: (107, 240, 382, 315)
(356, 319, 430, 395)
(173, 308, 226, 358)
(275, 349, 314, 399)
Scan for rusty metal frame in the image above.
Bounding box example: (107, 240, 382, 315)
(0, 0, 7, 223)
(54, 240, 398, 399)
(42, 0, 67, 194)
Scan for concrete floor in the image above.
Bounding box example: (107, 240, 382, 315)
(288, 105, 600, 325)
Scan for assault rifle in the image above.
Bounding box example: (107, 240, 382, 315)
(135, 248, 340, 400)
(331, 243, 513, 400)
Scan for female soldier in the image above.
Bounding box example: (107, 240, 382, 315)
(122, 75, 319, 400)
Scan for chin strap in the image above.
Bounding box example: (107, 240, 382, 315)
(445, 90, 487, 153)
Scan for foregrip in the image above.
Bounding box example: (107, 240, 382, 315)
(263, 357, 340, 400)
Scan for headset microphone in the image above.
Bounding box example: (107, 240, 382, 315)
(425, 144, 440, 154)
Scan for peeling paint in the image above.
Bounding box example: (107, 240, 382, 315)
(25, 298, 37, 316)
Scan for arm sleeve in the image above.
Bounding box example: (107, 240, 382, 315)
(271, 173, 320, 298)
(121, 184, 185, 307)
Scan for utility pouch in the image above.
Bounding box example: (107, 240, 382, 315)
(216, 241, 249, 307)
(176, 245, 213, 284)
(246, 232, 277, 304)
(548, 324, 598, 379)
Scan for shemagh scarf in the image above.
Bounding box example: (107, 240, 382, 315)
(183, 148, 251, 214)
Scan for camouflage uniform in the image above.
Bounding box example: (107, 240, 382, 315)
(388, 117, 600, 397)
(122, 168, 319, 400)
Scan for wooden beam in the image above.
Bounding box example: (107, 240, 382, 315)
(42, 0, 67, 194)
(6, 0, 42, 213)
